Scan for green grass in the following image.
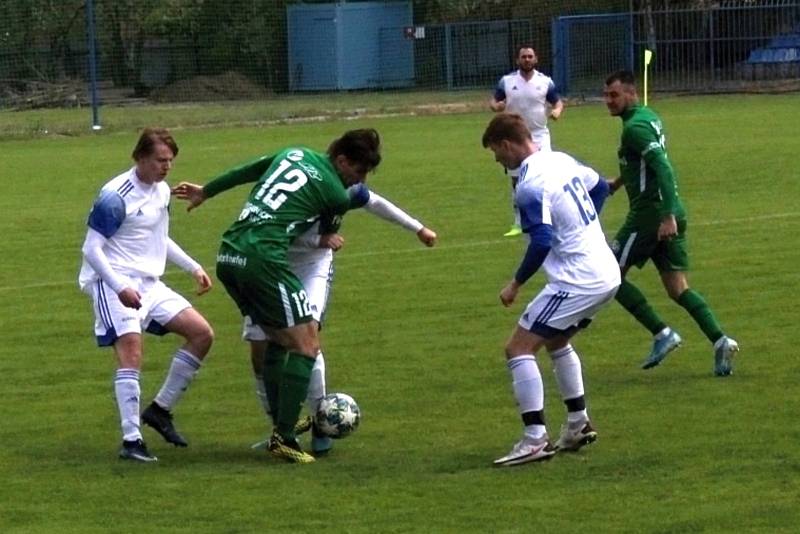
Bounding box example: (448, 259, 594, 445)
(1, 93, 799, 533)
(0, 90, 487, 140)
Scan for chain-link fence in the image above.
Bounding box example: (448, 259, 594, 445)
(0, 0, 626, 111)
(632, 0, 800, 92)
(1, 0, 797, 112)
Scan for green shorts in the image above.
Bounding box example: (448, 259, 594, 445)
(610, 217, 689, 272)
(216, 246, 313, 329)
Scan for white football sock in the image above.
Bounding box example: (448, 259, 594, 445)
(253, 373, 272, 422)
(507, 355, 545, 439)
(551, 344, 588, 423)
(655, 327, 672, 340)
(154, 349, 202, 411)
(306, 352, 327, 414)
(115, 368, 141, 442)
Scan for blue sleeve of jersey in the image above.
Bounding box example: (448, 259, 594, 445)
(515, 224, 553, 284)
(588, 178, 609, 214)
(493, 79, 506, 101)
(86, 190, 126, 238)
(348, 183, 371, 210)
(545, 81, 561, 105)
(517, 185, 544, 232)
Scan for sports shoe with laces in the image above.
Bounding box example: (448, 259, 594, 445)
(493, 434, 556, 467)
(503, 224, 522, 237)
(294, 415, 313, 436)
(714, 336, 739, 376)
(641, 329, 682, 369)
(555, 420, 598, 452)
(268, 431, 315, 464)
(119, 439, 157, 462)
(251, 416, 315, 450)
(142, 402, 188, 447)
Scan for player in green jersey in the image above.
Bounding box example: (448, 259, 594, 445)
(172, 128, 382, 462)
(603, 70, 738, 376)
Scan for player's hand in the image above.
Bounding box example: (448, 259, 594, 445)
(416, 227, 437, 247)
(171, 182, 207, 212)
(607, 177, 622, 194)
(500, 280, 521, 307)
(118, 287, 142, 310)
(658, 215, 678, 241)
(193, 268, 212, 295)
(550, 108, 562, 120)
(319, 233, 344, 251)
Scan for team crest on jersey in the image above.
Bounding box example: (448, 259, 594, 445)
(286, 149, 304, 162)
(512, 85, 518, 90)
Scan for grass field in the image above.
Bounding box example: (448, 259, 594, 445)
(1, 93, 799, 533)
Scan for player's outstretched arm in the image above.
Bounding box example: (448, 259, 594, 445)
(171, 182, 207, 211)
(362, 191, 436, 244)
(416, 227, 437, 247)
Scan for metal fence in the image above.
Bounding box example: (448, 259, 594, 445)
(631, 0, 800, 92)
(553, 0, 800, 97)
(0, 0, 797, 113)
(0, 0, 627, 112)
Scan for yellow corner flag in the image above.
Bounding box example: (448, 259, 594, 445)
(643, 49, 653, 106)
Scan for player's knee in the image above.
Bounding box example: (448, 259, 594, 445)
(666, 284, 687, 301)
(190, 320, 214, 356)
(504, 343, 530, 360)
(114, 333, 143, 368)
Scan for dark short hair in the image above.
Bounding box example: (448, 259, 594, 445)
(517, 45, 535, 56)
(327, 128, 382, 171)
(482, 113, 531, 148)
(605, 70, 637, 86)
(132, 127, 178, 160)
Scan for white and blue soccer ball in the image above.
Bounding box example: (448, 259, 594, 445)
(314, 393, 361, 439)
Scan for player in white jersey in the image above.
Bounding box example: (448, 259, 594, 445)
(490, 46, 564, 237)
(79, 128, 214, 462)
(246, 183, 437, 454)
(482, 114, 620, 467)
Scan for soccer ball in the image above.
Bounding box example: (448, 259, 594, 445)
(314, 393, 361, 439)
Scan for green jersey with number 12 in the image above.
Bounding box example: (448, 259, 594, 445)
(203, 147, 350, 263)
(618, 104, 686, 226)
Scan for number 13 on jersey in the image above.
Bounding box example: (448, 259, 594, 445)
(563, 177, 596, 225)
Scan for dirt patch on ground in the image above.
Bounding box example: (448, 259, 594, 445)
(149, 71, 269, 102)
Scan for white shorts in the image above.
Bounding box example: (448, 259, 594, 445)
(242, 259, 333, 341)
(519, 284, 617, 339)
(86, 276, 191, 347)
(532, 131, 552, 152)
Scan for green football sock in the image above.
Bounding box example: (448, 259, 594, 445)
(276, 352, 315, 439)
(262, 342, 288, 425)
(677, 289, 724, 344)
(615, 279, 667, 335)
